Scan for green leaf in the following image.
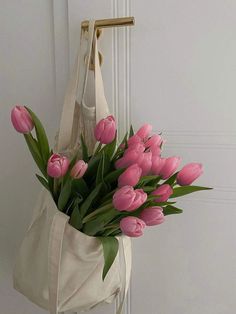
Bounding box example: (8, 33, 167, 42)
(58, 179, 72, 211)
(83, 208, 118, 236)
(142, 186, 156, 193)
(148, 177, 162, 187)
(98, 237, 119, 281)
(101, 135, 117, 159)
(109, 230, 122, 237)
(170, 186, 212, 198)
(112, 132, 128, 160)
(82, 202, 113, 223)
(80, 182, 104, 218)
(104, 168, 125, 184)
(102, 225, 120, 237)
(80, 134, 89, 162)
(72, 178, 89, 198)
(25, 107, 50, 164)
(148, 201, 176, 207)
(137, 175, 161, 187)
(84, 154, 101, 181)
(163, 205, 183, 215)
(129, 125, 134, 138)
(70, 199, 83, 230)
(164, 173, 178, 186)
(35, 174, 50, 191)
(24, 134, 47, 177)
(96, 151, 105, 186)
(99, 188, 118, 204)
(121, 131, 128, 144)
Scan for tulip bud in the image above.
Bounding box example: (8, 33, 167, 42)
(47, 154, 69, 178)
(11, 105, 34, 134)
(159, 156, 181, 179)
(94, 115, 116, 144)
(70, 160, 88, 179)
(113, 186, 147, 212)
(115, 145, 144, 169)
(118, 164, 142, 187)
(148, 145, 161, 156)
(136, 124, 152, 140)
(127, 134, 143, 147)
(152, 184, 173, 202)
(125, 142, 145, 154)
(140, 206, 165, 226)
(137, 152, 152, 176)
(151, 156, 166, 175)
(177, 163, 203, 186)
(120, 216, 146, 237)
(145, 134, 162, 149)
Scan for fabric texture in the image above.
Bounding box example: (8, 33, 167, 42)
(13, 20, 132, 314)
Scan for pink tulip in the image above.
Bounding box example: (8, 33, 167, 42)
(177, 163, 203, 186)
(94, 115, 116, 144)
(152, 184, 173, 202)
(120, 216, 146, 237)
(127, 134, 143, 147)
(136, 124, 152, 140)
(149, 145, 161, 156)
(125, 142, 145, 154)
(115, 151, 138, 169)
(119, 143, 126, 150)
(159, 156, 181, 179)
(70, 160, 88, 179)
(118, 164, 142, 187)
(11, 105, 34, 134)
(137, 152, 152, 176)
(47, 154, 69, 178)
(151, 156, 166, 175)
(145, 134, 162, 149)
(113, 186, 147, 212)
(115, 146, 144, 169)
(140, 206, 165, 226)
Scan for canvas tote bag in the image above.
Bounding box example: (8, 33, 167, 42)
(13, 20, 132, 314)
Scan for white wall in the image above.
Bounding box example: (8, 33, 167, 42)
(1, 1, 236, 314)
(0, 1, 64, 313)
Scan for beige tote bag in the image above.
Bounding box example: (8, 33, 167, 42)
(13, 20, 132, 314)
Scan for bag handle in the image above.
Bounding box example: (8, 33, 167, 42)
(77, 20, 96, 106)
(57, 21, 110, 152)
(93, 34, 110, 122)
(57, 21, 95, 152)
(48, 211, 69, 314)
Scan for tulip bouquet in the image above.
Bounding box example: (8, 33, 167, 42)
(11, 105, 211, 279)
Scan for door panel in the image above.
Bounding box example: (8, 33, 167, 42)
(68, 1, 236, 314)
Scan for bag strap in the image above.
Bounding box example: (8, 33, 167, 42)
(57, 21, 110, 152)
(94, 34, 110, 122)
(77, 20, 96, 106)
(48, 211, 69, 314)
(57, 21, 95, 152)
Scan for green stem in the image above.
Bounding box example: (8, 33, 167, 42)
(100, 188, 118, 204)
(102, 225, 120, 236)
(82, 202, 113, 223)
(24, 133, 47, 177)
(53, 179, 58, 201)
(94, 142, 102, 155)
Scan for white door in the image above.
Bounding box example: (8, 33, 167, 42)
(1, 1, 236, 314)
(68, 1, 236, 313)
